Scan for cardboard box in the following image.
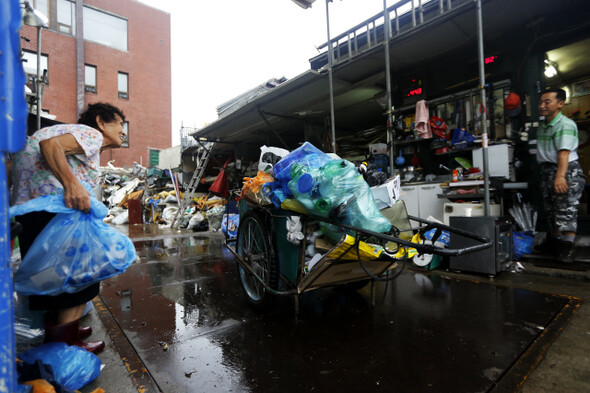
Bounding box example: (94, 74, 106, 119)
(371, 175, 401, 210)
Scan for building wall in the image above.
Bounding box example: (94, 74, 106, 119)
(21, 0, 171, 167)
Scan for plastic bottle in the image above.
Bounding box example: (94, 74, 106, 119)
(314, 194, 341, 214)
(287, 175, 315, 212)
(290, 163, 309, 180)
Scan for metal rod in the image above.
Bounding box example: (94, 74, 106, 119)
(395, 79, 510, 113)
(383, 0, 394, 175)
(326, 0, 337, 153)
(419, 0, 424, 24)
(476, 0, 490, 215)
(36, 26, 42, 131)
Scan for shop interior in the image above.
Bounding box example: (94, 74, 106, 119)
(189, 0, 590, 236)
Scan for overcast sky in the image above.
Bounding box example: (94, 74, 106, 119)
(136, 0, 390, 146)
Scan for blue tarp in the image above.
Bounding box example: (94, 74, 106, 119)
(0, 0, 28, 391)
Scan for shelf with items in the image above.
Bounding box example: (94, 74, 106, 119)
(392, 79, 512, 149)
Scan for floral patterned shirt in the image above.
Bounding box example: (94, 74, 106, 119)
(10, 124, 103, 206)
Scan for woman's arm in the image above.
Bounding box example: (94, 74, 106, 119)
(39, 134, 91, 212)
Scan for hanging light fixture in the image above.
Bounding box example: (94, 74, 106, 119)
(544, 59, 558, 78)
(22, 1, 48, 27)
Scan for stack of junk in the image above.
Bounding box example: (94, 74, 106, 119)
(95, 142, 413, 254)
(98, 160, 236, 237)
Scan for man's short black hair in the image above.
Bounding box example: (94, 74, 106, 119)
(77, 102, 125, 129)
(543, 88, 566, 102)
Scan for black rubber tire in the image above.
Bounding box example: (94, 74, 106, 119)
(236, 210, 279, 308)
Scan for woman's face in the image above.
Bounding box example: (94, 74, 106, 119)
(98, 114, 126, 148)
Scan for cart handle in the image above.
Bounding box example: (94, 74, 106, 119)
(300, 212, 493, 257)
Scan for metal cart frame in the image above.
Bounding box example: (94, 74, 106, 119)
(225, 198, 492, 311)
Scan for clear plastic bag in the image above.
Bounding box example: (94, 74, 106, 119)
(18, 342, 101, 390)
(10, 194, 137, 296)
(289, 158, 391, 233)
(273, 142, 333, 183)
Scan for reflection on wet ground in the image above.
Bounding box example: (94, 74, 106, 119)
(100, 231, 571, 393)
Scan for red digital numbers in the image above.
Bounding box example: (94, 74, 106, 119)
(407, 87, 422, 97)
(485, 55, 498, 64)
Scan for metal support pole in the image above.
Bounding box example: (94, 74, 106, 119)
(36, 26, 42, 130)
(476, 0, 490, 215)
(326, 0, 337, 153)
(383, 0, 394, 176)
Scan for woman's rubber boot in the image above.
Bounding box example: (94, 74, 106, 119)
(79, 325, 92, 339)
(44, 319, 105, 354)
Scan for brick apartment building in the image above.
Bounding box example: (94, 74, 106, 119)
(20, 0, 171, 167)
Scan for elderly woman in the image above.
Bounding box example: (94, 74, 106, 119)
(11, 102, 127, 354)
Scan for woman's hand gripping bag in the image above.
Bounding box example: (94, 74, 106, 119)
(10, 194, 138, 296)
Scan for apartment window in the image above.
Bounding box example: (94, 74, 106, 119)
(85, 65, 97, 93)
(122, 122, 129, 148)
(31, 0, 49, 20)
(118, 72, 128, 99)
(83, 6, 128, 51)
(57, 0, 76, 35)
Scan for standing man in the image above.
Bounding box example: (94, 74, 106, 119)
(535, 88, 585, 263)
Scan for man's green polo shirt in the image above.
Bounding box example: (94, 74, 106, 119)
(536, 111, 579, 164)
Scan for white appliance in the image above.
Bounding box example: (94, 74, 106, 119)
(472, 144, 514, 180)
(443, 202, 501, 226)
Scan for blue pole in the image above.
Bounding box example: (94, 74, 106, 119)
(0, 0, 28, 390)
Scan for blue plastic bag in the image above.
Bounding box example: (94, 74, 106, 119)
(221, 213, 240, 239)
(512, 231, 534, 260)
(18, 342, 101, 390)
(10, 194, 137, 295)
(451, 128, 475, 148)
(273, 142, 333, 183)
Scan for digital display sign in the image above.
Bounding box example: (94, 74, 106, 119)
(407, 88, 423, 97)
(485, 55, 498, 64)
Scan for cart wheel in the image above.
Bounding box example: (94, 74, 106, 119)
(237, 211, 279, 308)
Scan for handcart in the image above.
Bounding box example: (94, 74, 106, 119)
(225, 197, 492, 311)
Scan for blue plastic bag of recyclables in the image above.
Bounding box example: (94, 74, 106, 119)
(10, 193, 137, 296)
(272, 142, 392, 234)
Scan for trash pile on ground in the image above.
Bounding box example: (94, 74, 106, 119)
(98, 160, 234, 235)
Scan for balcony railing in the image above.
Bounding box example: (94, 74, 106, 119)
(310, 0, 472, 70)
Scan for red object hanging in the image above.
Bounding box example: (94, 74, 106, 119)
(209, 156, 232, 197)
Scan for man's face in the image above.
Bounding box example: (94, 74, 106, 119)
(538, 92, 564, 120)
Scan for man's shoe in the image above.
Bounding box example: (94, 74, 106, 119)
(557, 241, 575, 264)
(533, 236, 559, 255)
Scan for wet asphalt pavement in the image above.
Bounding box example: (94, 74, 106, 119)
(91, 225, 578, 393)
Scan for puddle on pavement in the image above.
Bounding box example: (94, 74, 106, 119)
(133, 235, 230, 262)
(99, 232, 576, 393)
